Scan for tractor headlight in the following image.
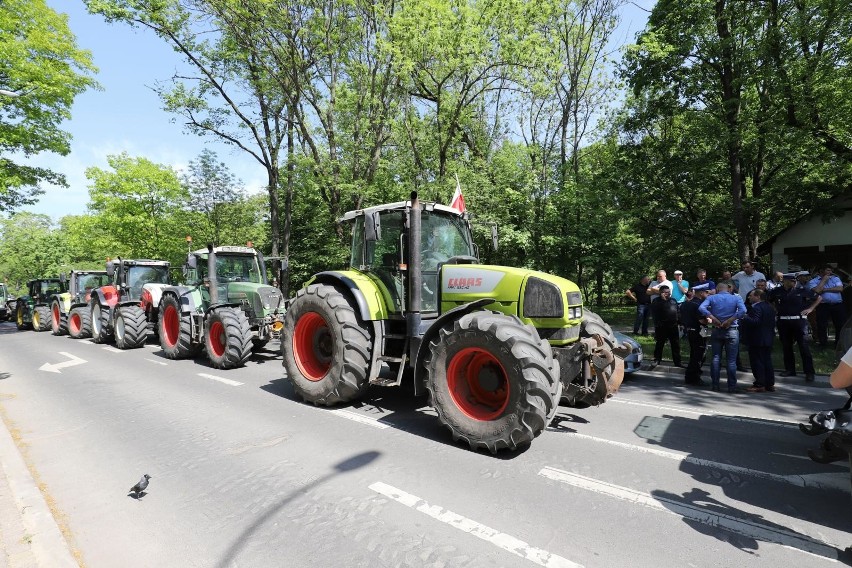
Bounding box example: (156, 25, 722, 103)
(569, 306, 583, 319)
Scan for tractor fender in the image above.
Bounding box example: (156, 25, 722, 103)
(91, 286, 120, 309)
(581, 309, 616, 344)
(412, 298, 496, 395)
(204, 302, 242, 316)
(50, 293, 72, 315)
(311, 271, 379, 322)
(160, 286, 201, 315)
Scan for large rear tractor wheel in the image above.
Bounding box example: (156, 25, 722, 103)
(158, 295, 200, 359)
(15, 302, 30, 331)
(114, 305, 148, 349)
(32, 306, 51, 332)
(68, 307, 92, 339)
(281, 284, 372, 405)
(205, 308, 252, 369)
(51, 301, 67, 336)
(90, 302, 112, 344)
(425, 312, 559, 453)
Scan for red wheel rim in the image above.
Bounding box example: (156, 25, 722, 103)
(69, 313, 81, 335)
(163, 305, 179, 348)
(293, 312, 332, 381)
(52, 305, 60, 331)
(209, 320, 226, 357)
(446, 347, 510, 421)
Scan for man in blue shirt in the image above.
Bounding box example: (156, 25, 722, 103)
(808, 265, 846, 348)
(699, 282, 747, 392)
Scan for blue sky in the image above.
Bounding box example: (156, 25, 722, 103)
(23, 1, 652, 221)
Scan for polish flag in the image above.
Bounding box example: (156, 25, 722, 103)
(450, 177, 466, 212)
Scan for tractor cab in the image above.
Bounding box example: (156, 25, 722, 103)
(107, 260, 170, 302)
(345, 202, 477, 314)
(28, 279, 65, 303)
(186, 246, 267, 305)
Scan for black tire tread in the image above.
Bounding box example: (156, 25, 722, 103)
(51, 300, 67, 336)
(68, 307, 92, 339)
(205, 307, 252, 369)
(115, 305, 148, 349)
(158, 295, 200, 359)
(32, 306, 52, 332)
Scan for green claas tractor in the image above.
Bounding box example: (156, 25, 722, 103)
(15, 279, 67, 332)
(281, 193, 625, 453)
(89, 259, 171, 348)
(49, 270, 110, 337)
(157, 245, 285, 369)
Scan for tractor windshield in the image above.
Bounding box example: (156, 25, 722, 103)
(198, 254, 263, 284)
(420, 212, 474, 268)
(77, 273, 109, 294)
(126, 266, 170, 299)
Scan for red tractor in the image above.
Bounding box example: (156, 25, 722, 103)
(88, 258, 171, 349)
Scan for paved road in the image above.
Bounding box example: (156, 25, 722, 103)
(0, 320, 850, 567)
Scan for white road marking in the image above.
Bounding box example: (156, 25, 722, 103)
(538, 467, 840, 561)
(610, 398, 798, 429)
(73, 339, 96, 345)
(39, 352, 87, 374)
(369, 481, 582, 568)
(145, 358, 167, 366)
(547, 431, 848, 492)
(329, 409, 390, 429)
(197, 373, 243, 386)
(102, 346, 125, 353)
(144, 343, 159, 349)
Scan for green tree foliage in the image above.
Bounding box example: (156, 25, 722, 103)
(0, 213, 68, 293)
(85, 153, 190, 262)
(0, 0, 98, 212)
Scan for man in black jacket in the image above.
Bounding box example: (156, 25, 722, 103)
(680, 283, 711, 385)
(741, 289, 777, 392)
(650, 285, 681, 368)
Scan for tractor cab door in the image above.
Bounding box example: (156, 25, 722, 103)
(352, 211, 405, 314)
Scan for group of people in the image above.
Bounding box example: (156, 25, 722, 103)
(624, 263, 849, 393)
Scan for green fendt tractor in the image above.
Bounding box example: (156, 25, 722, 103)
(281, 193, 625, 453)
(15, 278, 66, 332)
(49, 270, 110, 337)
(157, 245, 285, 369)
(89, 259, 172, 349)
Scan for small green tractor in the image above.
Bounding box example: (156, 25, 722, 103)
(281, 193, 625, 453)
(89, 258, 172, 348)
(15, 279, 67, 331)
(48, 270, 110, 337)
(0, 283, 14, 321)
(157, 245, 285, 369)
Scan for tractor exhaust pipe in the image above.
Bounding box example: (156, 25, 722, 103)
(407, 192, 422, 356)
(207, 243, 219, 305)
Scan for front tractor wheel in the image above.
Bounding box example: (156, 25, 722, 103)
(281, 284, 372, 406)
(32, 306, 51, 332)
(204, 308, 252, 370)
(15, 302, 29, 331)
(158, 295, 200, 359)
(114, 306, 148, 349)
(90, 302, 112, 344)
(68, 307, 92, 339)
(51, 301, 67, 336)
(425, 312, 559, 453)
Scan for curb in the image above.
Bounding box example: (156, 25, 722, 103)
(0, 414, 78, 567)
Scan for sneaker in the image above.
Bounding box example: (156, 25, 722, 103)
(648, 360, 660, 369)
(805, 374, 815, 382)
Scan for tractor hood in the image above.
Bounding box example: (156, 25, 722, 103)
(223, 282, 284, 316)
(141, 283, 169, 308)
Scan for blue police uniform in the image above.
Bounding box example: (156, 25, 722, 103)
(808, 273, 847, 347)
(768, 276, 818, 379)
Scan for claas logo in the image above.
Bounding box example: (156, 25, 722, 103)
(447, 277, 483, 289)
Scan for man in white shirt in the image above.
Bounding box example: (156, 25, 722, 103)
(647, 269, 673, 301)
(731, 261, 766, 301)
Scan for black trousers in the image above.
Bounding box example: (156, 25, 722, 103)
(654, 324, 681, 365)
(778, 319, 814, 375)
(685, 329, 706, 382)
(747, 345, 775, 388)
(815, 302, 846, 346)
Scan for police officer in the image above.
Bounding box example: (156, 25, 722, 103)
(807, 265, 846, 348)
(680, 283, 712, 385)
(768, 273, 821, 381)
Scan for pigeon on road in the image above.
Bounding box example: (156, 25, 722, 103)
(129, 474, 151, 498)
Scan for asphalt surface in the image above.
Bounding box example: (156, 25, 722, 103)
(0, 320, 851, 567)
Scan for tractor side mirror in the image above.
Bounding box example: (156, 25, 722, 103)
(186, 254, 197, 270)
(106, 261, 115, 278)
(60, 272, 67, 284)
(365, 211, 381, 242)
(491, 224, 499, 251)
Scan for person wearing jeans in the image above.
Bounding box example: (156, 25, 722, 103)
(625, 275, 652, 335)
(699, 282, 746, 392)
